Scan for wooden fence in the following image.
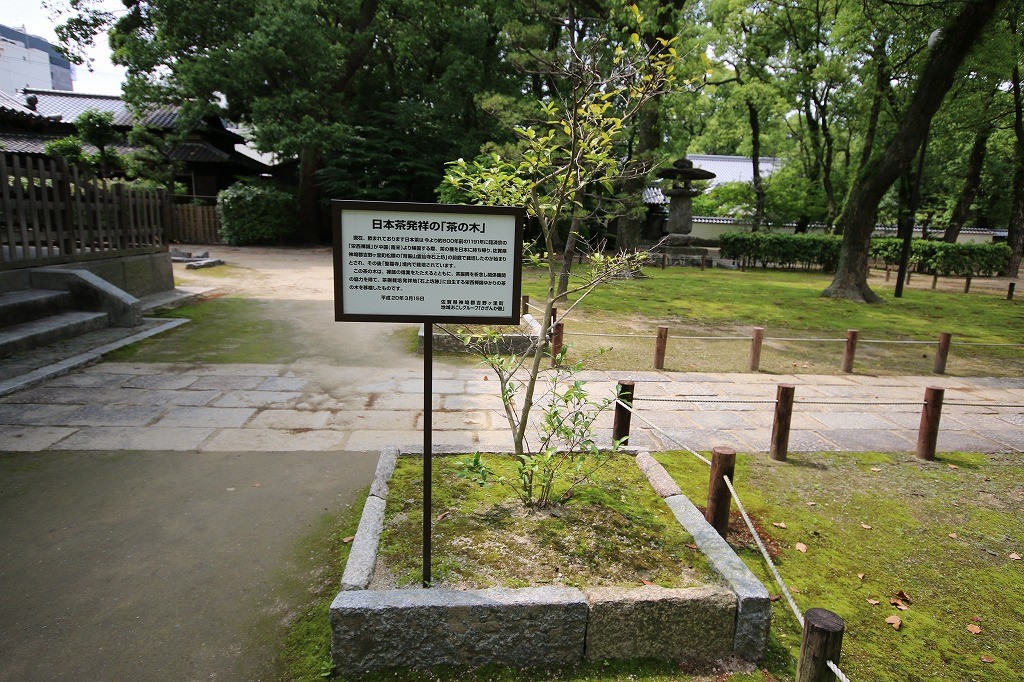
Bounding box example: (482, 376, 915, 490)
(171, 204, 221, 244)
(1, 153, 169, 271)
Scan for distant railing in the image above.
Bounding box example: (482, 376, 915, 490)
(1, 153, 169, 270)
(171, 201, 220, 244)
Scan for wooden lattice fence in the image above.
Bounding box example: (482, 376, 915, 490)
(1, 153, 169, 270)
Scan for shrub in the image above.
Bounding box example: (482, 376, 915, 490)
(720, 232, 841, 270)
(216, 183, 298, 245)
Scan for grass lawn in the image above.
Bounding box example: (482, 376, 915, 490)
(521, 266, 1024, 376)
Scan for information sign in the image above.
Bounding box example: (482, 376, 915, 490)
(333, 200, 524, 324)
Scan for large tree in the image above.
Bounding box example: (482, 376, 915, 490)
(823, 0, 1003, 302)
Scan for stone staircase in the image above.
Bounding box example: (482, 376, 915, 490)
(0, 269, 141, 361)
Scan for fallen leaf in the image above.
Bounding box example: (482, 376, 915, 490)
(641, 579, 655, 586)
(967, 624, 982, 634)
(948, 533, 959, 539)
(483, 375, 489, 381)
(896, 590, 912, 603)
(773, 522, 788, 529)
(1010, 553, 1021, 561)
(253, 483, 262, 488)
(890, 598, 909, 611)
(436, 511, 450, 521)
(867, 599, 880, 605)
(791, 587, 801, 593)
(886, 615, 902, 630)
(685, 543, 698, 550)
(971, 616, 982, 622)
(857, 573, 866, 581)
(861, 523, 873, 530)
(806, 502, 817, 507)
(795, 542, 808, 553)
(870, 467, 881, 472)
(342, 536, 355, 544)
(948, 464, 959, 470)
(770, 595, 781, 602)
(981, 656, 995, 663)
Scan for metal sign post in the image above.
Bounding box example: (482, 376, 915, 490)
(333, 201, 524, 587)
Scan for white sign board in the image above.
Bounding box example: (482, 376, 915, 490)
(333, 201, 524, 324)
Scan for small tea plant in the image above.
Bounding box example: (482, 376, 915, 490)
(440, 3, 694, 508)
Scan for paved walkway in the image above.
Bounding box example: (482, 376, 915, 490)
(3, 361, 1022, 455)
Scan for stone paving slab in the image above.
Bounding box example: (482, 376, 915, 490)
(0, 363, 1020, 456)
(0, 425, 79, 450)
(52, 426, 216, 451)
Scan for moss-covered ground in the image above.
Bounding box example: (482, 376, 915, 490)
(655, 449, 1024, 682)
(106, 296, 302, 364)
(378, 454, 714, 590)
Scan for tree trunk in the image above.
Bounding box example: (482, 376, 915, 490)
(945, 128, 990, 242)
(1006, 18, 1024, 277)
(748, 100, 765, 231)
(823, 0, 1001, 301)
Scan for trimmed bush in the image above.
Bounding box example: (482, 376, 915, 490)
(217, 183, 299, 245)
(724, 233, 1011, 277)
(720, 232, 841, 271)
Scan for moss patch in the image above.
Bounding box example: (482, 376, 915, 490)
(106, 296, 302, 364)
(655, 449, 1024, 682)
(378, 454, 715, 590)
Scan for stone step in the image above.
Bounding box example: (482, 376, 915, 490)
(0, 311, 109, 359)
(0, 289, 72, 328)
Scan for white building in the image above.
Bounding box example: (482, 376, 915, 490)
(0, 25, 74, 95)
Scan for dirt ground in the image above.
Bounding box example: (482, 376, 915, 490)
(172, 244, 423, 370)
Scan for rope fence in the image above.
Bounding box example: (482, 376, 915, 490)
(536, 312, 1024, 376)
(614, 394, 852, 681)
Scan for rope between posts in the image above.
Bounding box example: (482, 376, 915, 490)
(945, 401, 1023, 409)
(615, 398, 853, 680)
(614, 399, 712, 466)
(827, 659, 853, 682)
(634, 397, 779, 405)
(723, 475, 805, 629)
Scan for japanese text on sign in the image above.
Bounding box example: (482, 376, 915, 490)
(334, 202, 523, 323)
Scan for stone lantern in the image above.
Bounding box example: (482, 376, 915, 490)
(657, 157, 716, 236)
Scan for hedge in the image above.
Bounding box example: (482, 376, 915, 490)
(217, 183, 299, 245)
(721, 232, 1011, 276)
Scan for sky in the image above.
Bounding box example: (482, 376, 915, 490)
(3, 1, 127, 96)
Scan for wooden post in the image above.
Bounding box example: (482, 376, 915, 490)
(550, 307, 557, 328)
(661, 253, 667, 269)
(933, 332, 952, 375)
(885, 267, 891, 282)
(931, 273, 938, 289)
(841, 329, 858, 374)
(612, 380, 635, 445)
(797, 608, 845, 682)
(520, 294, 529, 314)
(964, 276, 972, 293)
(550, 322, 564, 367)
(700, 254, 707, 271)
(770, 384, 795, 462)
(705, 446, 736, 539)
(916, 386, 944, 461)
(1009, 282, 1016, 300)
(654, 326, 669, 370)
(749, 327, 765, 372)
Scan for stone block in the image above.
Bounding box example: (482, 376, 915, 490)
(635, 452, 682, 498)
(330, 587, 587, 671)
(663, 494, 771, 661)
(584, 585, 736, 661)
(369, 445, 399, 500)
(340, 495, 387, 591)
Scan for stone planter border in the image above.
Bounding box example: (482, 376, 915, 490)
(331, 446, 769, 671)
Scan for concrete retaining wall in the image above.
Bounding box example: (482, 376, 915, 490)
(330, 447, 770, 672)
